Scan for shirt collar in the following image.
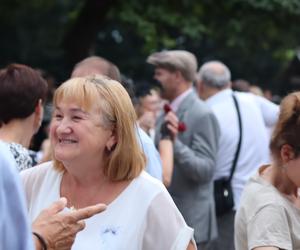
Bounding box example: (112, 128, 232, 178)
(205, 88, 233, 105)
(170, 88, 193, 112)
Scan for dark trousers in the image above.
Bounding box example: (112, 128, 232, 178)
(210, 210, 236, 250)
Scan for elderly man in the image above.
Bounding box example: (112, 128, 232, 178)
(147, 50, 220, 249)
(197, 61, 279, 250)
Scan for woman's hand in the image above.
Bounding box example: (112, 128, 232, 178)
(159, 139, 174, 187)
(164, 111, 179, 141)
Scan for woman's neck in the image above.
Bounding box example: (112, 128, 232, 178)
(64, 165, 107, 188)
(0, 119, 34, 148)
(261, 164, 298, 197)
(60, 162, 131, 209)
(62, 155, 107, 185)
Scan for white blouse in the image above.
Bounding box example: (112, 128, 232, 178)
(21, 161, 194, 250)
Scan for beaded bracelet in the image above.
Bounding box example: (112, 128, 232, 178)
(32, 232, 47, 250)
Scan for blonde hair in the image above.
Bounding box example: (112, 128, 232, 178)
(270, 91, 300, 163)
(52, 75, 146, 181)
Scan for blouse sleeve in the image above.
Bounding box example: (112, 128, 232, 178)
(141, 190, 195, 250)
(247, 204, 292, 250)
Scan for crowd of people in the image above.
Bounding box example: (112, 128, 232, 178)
(1, 49, 299, 250)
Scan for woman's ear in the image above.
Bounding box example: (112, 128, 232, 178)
(280, 144, 295, 164)
(106, 131, 117, 152)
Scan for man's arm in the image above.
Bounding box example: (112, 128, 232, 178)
(173, 110, 220, 183)
(32, 198, 106, 250)
(159, 139, 174, 187)
(255, 95, 279, 127)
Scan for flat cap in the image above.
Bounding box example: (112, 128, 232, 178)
(147, 50, 198, 82)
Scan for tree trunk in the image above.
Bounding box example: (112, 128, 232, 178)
(62, 0, 117, 74)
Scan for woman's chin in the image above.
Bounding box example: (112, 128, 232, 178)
(54, 152, 75, 163)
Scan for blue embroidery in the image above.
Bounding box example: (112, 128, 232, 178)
(99, 226, 120, 248)
(102, 228, 118, 235)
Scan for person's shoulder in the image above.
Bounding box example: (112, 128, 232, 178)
(236, 91, 272, 106)
(186, 96, 214, 118)
(240, 173, 288, 215)
(135, 171, 167, 195)
(0, 142, 20, 182)
(135, 171, 179, 210)
(138, 171, 165, 186)
(0, 142, 16, 166)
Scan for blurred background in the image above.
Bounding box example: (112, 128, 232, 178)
(1, 0, 300, 96)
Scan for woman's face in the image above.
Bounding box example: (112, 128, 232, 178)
(286, 156, 300, 187)
(50, 100, 115, 165)
(281, 145, 300, 187)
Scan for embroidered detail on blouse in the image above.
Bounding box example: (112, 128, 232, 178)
(99, 226, 120, 248)
(102, 228, 118, 235)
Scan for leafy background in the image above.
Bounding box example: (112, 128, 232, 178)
(1, 0, 300, 95)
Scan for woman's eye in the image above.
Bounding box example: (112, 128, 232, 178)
(72, 116, 82, 121)
(54, 114, 63, 119)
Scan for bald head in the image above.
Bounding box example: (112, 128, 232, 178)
(198, 61, 231, 89)
(71, 56, 121, 82)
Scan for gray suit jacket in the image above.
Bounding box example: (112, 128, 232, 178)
(155, 91, 220, 243)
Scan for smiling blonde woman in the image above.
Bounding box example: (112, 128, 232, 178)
(21, 75, 196, 250)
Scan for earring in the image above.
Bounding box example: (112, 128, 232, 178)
(106, 143, 116, 152)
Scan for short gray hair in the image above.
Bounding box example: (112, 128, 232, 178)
(72, 56, 121, 82)
(198, 61, 231, 88)
(147, 50, 198, 82)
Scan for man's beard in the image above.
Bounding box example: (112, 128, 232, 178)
(160, 88, 174, 101)
(155, 82, 171, 101)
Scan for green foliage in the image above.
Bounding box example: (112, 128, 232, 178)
(0, 0, 82, 80)
(244, 0, 300, 14)
(0, 0, 300, 93)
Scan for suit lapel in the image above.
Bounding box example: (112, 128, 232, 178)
(155, 90, 197, 145)
(176, 91, 196, 120)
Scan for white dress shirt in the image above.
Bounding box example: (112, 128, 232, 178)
(170, 88, 193, 112)
(205, 89, 279, 208)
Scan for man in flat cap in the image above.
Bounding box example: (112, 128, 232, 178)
(147, 50, 220, 249)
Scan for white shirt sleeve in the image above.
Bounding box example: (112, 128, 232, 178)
(141, 191, 195, 250)
(254, 95, 279, 127)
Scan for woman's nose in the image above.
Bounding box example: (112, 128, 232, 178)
(56, 119, 72, 134)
